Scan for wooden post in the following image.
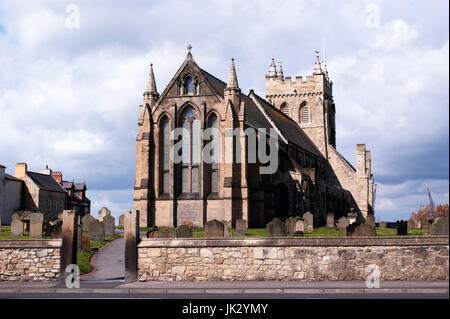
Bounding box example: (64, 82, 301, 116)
(60, 210, 77, 282)
(124, 209, 140, 283)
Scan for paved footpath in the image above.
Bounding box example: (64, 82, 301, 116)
(81, 231, 125, 282)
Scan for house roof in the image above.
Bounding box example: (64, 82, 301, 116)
(5, 173, 22, 182)
(27, 172, 66, 193)
(74, 183, 86, 191)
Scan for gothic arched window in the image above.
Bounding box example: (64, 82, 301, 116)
(180, 107, 200, 194)
(300, 102, 309, 123)
(184, 76, 194, 95)
(160, 116, 170, 195)
(206, 113, 219, 194)
(280, 102, 289, 117)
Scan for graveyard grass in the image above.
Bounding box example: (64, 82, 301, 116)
(77, 233, 121, 274)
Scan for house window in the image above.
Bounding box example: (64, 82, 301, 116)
(48, 200, 51, 211)
(160, 116, 170, 194)
(180, 107, 200, 194)
(300, 102, 309, 123)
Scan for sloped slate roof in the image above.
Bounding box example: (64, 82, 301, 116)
(199, 68, 227, 98)
(5, 173, 22, 182)
(75, 183, 86, 191)
(27, 172, 66, 193)
(249, 93, 324, 159)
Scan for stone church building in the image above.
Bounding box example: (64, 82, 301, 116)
(134, 49, 374, 228)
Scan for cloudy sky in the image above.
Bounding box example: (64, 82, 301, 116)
(0, 0, 448, 222)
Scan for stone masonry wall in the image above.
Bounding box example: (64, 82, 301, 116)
(0, 240, 62, 281)
(138, 237, 449, 282)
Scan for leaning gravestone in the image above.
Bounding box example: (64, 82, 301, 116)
(119, 214, 125, 227)
(235, 219, 247, 236)
(205, 219, 225, 238)
(407, 218, 417, 230)
(82, 214, 95, 232)
(29, 213, 44, 239)
(347, 223, 376, 237)
(222, 220, 232, 238)
(175, 225, 193, 238)
(366, 214, 376, 227)
(303, 211, 313, 233)
(326, 212, 335, 229)
(430, 217, 449, 236)
(98, 207, 111, 222)
(396, 220, 408, 236)
(11, 213, 24, 236)
(271, 218, 286, 237)
(102, 215, 115, 237)
(337, 217, 349, 230)
(88, 219, 105, 241)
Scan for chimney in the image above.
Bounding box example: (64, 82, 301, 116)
(51, 171, 63, 183)
(15, 163, 27, 179)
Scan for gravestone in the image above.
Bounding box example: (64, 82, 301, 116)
(205, 219, 225, 238)
(81, 235, 90, 250)
(81, 214, 95, 232)
(88, 219, 105, 241)
(175, 225, 192, 238)
(396, 220, 408, 235)
(337, 217, 349, 230)
(98, 207, 111, 222)
(119, 214, 125, 227)
(48, 219, 62, 239)
(271, 218, 286, 237)
(379, 221, 387, 228)
(102, 215, 115, 237)
(222, 220, 232, 237)
(366, 214, 376, 227)
(326, 212, 335, 229)
(285, 217, 296, 235)
(11, 213, 24, 236)
(407, 218, 417, 230)
(266, 221, 273, 237)
(29, 213, 44, 239)
(235, 219, 247, 236)
(348, 209, 357, 225)
(347, 222, 376, 237)
(146, 226, 159, 238)
(430, 217, 449, 236)
(303, 211, 313, 233)
(183, 221, 194, 228)
(294, 217, 304, 233)
(153, 230, 176, 238)
(77, 223, 82, 250)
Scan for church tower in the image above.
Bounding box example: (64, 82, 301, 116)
(265, 56, 336, 157)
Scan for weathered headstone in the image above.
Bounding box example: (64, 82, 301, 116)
(81, 235, 90, 250)
(271, 218, 286, 237)
(81, 214, 95, 232)
(49, 219, 62, 239)
(153, 230, 176, 238)
(284, 217, 295, 235)
(337, 217, 349, 230)
(407, 218, 417, 230)
(348, 209, 357, 225)
(119, 214, 125, 227)
(88, 219, 105, 241)
(77, 223, 82, 250)
(11, 213, 24, 236)
(326, 212, 335, 229)
(222, 220, 232, 237)
(183, 220, 194, 228)
(379, 221, 387, 228)
(430, 217, 449, 236)
(29, 213, 44, 239)
(102, 215, 115, 237)
(303, 211, 313, 233)
(294, 217, 304, 233)
(175, 225, 192, 238)
(205, 219, 225, 238)
(396, 220, 408, 236)
(97, 207, 111, 222)
(235, 219, 247, 236)
(266, 221, 273, 237)
(347, 222, 376, 237)
(366, 214, 376, 227)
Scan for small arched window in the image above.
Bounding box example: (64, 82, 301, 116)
(280, 102, 289, 116)
(160, 116, 170, 194)
(185, 76, 194, 95)
(207, 114, 219, 194)
(300, 102, 309, 123)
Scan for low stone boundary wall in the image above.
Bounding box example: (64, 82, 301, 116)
(137, 237, 449, 282)
(0, 239, 62, 281)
